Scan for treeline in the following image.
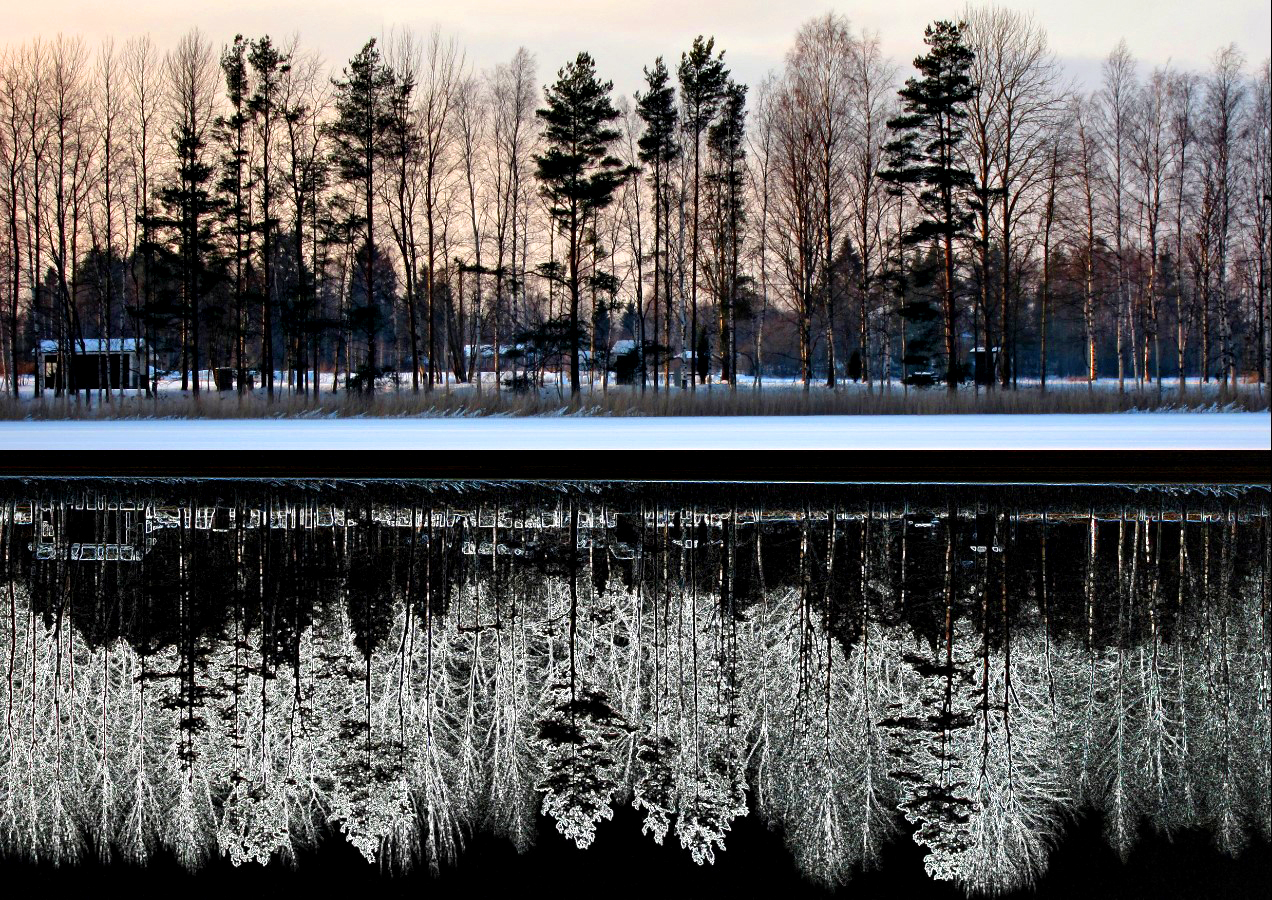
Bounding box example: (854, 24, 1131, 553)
(0, 6, 1268, 398)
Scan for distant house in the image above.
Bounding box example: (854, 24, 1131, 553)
(462, 344, 495, 362)
(36, 338, 146, 392)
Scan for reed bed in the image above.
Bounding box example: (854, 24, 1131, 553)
(1, 379, 1266, 419)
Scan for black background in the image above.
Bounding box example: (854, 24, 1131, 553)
(1, 806, 1268, 899)
(3, 449, 1269, 483)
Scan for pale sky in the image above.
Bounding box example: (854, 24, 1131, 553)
(6, 0, 1270, 98)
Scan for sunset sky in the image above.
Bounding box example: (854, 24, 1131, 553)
(6, 1, 1271, 98)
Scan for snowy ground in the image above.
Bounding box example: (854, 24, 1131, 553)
(1, 412, 1267, 450)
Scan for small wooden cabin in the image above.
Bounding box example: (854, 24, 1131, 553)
(36, 339, 146, 392)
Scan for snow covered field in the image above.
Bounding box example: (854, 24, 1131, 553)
(1, 412, 1267, 450)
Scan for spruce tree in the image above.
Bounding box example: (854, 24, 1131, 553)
(534, 52, 628, 396)
(881, 21, 977, 390)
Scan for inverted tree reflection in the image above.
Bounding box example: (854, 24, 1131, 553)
(0, 484, 1267, 896)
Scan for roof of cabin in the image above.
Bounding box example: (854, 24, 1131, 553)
(37, 339, 143, 354)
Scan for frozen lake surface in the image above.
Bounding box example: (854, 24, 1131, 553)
(1, 411, 1268, 449)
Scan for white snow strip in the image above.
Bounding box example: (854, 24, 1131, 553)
(0, 413, 1268, 451)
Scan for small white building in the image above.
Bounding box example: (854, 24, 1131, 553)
(36, 338, 146, 392)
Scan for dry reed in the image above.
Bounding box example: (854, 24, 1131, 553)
(1, 379, 1266, 420)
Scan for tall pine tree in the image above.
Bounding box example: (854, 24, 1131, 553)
(636, 57, 679, 391)
(534, 52, 628, 396)
(329, 40, 397, 392)
(678, 36, 728, 389)
(881, 21, 977, 390)
(248, 36, 290, 399)
(216, 35, 252, 396)
(707, 79, 747, 386)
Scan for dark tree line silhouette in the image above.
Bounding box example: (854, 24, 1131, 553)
(0, 8, 1267, 401)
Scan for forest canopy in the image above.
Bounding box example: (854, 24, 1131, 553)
(0, 6, 1268, 399)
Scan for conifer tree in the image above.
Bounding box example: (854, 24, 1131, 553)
(248, 36, 290, 399)
(534, 52, 627, 396)
(216, 35, 251, 395)
(635, 57, 679, 391)
(881, 21, 977, 390)
(678, 36, 728, 389)
(706, 79, 747, 385)
(161, 31, 224, 395)
(329, 40, 397, 392)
